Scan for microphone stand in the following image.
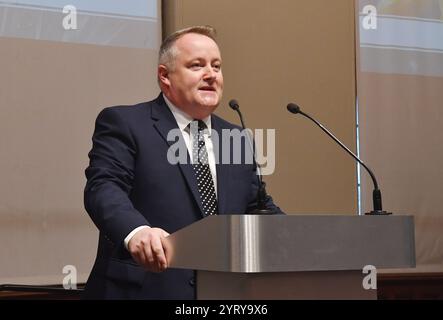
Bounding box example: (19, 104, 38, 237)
(229, 100, 275, 215)
(287, 103, 391, 215)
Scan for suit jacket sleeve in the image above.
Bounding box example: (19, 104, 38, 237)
(84, 107, 150, 245)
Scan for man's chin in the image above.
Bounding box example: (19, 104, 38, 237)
(198, 94, 219, 105)
(197, 98, 220, 110)
(191, 102, 219, 119)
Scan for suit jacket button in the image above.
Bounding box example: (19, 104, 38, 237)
(189, 278, 195, 287)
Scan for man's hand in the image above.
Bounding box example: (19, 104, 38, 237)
(128, 227, 170, 272)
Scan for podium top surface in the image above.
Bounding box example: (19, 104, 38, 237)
(165, 214, 415, 273)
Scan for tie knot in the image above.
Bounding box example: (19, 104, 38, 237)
(188, 120, 207, 134)
(194, 120, 206, 131)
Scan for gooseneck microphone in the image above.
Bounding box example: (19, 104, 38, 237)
(229, 99, 275, 214)
(287, 103, 391, 215)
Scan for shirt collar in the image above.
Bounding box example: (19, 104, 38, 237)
(163, 94, 212, 135)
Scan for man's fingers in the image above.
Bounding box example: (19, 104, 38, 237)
(143, 238, 155, 268)
(136, 245, 148, 268)
(129, 241, 146, 267)
(151, 236, 167, 271)
(160, 236, 172, 265)
(128, 227, 170, 272)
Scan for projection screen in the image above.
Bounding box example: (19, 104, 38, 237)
(0, 0, 161, 284)
(357, 0, 443, 272)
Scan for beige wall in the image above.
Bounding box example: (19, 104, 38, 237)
(163, 0, 358, 214)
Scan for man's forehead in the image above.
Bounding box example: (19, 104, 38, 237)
(175, 33, 220, 54)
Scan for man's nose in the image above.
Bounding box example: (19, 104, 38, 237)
(203, 66, 217, 81)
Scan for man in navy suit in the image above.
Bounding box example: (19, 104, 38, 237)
(83, 26, 281, 299)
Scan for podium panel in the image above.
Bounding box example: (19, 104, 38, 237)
(197, 270, 377, 300)
(164, 215, 415, 299)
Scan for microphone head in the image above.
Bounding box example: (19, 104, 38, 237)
(287, 103, 301, 114)
(229, 99, 240, 111)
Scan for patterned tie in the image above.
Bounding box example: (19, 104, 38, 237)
(190, 120, 218, 216)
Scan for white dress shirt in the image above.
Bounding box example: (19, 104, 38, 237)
(124, 94, 218, 249)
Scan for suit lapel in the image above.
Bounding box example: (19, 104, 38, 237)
(212, 115, 230, 214)
(150, 95, 205, 217)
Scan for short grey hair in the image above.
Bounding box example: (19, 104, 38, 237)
(158, 25, 218, 70)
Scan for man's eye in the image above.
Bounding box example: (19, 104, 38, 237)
(213, 65, 221, 71)
(190, 63, 201, 69)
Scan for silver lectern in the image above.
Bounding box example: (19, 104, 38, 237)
(164, 214, 415, 300)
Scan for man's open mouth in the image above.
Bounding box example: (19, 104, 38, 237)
(199, 86, 216, 91)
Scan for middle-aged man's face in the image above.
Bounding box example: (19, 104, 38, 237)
(160, 33, 224, 119)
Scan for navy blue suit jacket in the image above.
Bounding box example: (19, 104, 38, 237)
(83, 94, 281, 299)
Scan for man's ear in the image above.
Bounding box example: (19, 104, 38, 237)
(158, 65, 170, 87)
